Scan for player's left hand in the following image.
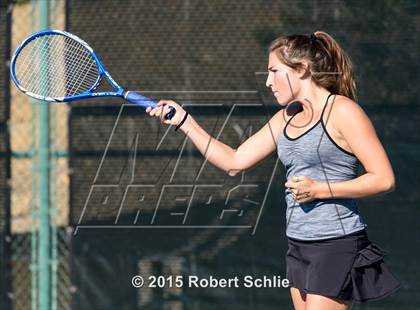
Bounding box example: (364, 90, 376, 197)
(285, 176, 320, 203)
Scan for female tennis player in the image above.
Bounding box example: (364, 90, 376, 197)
(146, 31, 401, 309)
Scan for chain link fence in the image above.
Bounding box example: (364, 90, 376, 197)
(7, 0, 72, 309)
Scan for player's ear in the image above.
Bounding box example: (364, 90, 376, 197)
(296, 60, 311, 79)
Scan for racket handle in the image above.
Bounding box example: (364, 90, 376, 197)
(124, 91, 176, 120)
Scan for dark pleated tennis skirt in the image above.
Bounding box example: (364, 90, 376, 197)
(285, 229, 401, 303)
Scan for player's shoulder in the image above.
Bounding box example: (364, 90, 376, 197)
(329, 94, 371, 132)
(268, 108, 285, 125)
(329, 94, 365, 118)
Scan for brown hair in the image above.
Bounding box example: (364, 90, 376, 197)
(269, 31, 357, 101)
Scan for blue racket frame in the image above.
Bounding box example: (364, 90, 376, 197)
(10, 29, 175, 119)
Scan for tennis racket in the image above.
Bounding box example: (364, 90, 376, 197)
(10, 29, 175, 120)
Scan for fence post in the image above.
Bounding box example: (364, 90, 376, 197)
(37, 0, 51, 309)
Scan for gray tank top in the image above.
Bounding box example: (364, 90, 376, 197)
(277, 93, 368, 240)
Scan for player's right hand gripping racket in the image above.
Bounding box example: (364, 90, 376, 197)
(10, 29, 176, 120)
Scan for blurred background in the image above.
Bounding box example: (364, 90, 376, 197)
(0, 0, 419, 309)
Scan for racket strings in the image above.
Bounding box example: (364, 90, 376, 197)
(17, 36, 81, 97)
(23, 38, 66, 96)
(33, 36, 97, 97)
(49, 36, 99, 96)
(66, 43, 98, 94)
(14, 34, 100, 98)
(17, 37, 65, 95)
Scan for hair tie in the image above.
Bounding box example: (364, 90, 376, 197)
(175, 111, 189, 131)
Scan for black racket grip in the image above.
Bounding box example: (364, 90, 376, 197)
(164, 106, 176, 120)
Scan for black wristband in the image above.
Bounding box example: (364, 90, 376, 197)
(175, 111, 189, 131)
